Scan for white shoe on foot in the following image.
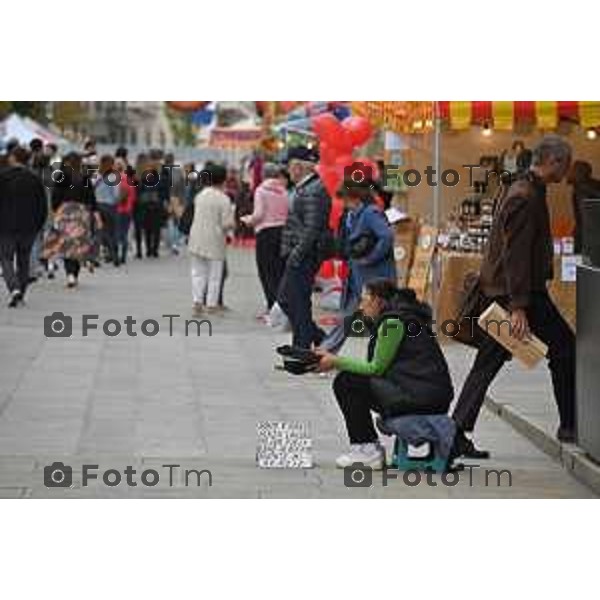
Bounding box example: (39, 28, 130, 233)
(335, 443, 385, 470)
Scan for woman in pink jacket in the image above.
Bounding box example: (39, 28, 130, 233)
(241, 164, 289, 314)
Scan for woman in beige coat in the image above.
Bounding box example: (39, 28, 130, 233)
(188, 164, 235, 315)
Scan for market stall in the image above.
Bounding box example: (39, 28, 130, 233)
(352, 101, 600, 336)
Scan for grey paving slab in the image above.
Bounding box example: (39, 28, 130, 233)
(0, 247, 596, 498)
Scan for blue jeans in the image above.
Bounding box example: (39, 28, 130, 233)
(167, 217, 182, 250)
(115, 213, 131, 264)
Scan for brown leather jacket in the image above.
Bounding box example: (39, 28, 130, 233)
(479, 173, 554, 310)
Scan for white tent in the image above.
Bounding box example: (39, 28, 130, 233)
(0, 113, 73, 150)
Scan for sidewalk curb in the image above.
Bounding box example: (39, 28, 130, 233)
(484, 396, 600, 496)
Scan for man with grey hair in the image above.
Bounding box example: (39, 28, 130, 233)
(452, 134, 576, 457)
(278, 146, 332, 349)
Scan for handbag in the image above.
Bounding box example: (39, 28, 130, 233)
(348, 231, 377, 259)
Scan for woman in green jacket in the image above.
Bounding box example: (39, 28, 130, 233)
(316, 279, 454, 469)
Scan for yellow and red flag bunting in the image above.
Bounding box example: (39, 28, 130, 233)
(354, 101, 600, 133)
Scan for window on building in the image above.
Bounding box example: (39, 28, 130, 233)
(130, 129, 138, 146)
(159, 130, 166, 148)
(95, 101, 104, 112)
(145, 130, 152, 147)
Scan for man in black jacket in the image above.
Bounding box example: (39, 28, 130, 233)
(0, 146, 48, 307)
(453, 135, 576, 457)
(278, 147, 332, 349)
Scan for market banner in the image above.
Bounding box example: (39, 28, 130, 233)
(209, 127, 262, 148)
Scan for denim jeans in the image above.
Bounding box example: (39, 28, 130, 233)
(166, 217, 182, 250)
(115, 213, 131, 264)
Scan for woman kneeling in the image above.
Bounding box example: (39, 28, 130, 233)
(316, 280, 454, 469)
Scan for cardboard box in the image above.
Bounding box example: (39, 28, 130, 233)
(478, 302, 548, 369)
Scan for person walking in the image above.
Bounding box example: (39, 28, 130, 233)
(0, 146, 48, 307)
(320, 177, 396, 353)
(138, 155, 168, 258)
(94, 154, 120, 265)
(452, 135, 577, 457)
(132, 153, 148, 259)
(115, 158, 136, 265)
(27, 138, 51, 281)
(188, 164, 235, 316)
(241, 163, 289, 317)
(278, 146, 332, 349)
(164, 153, 185, 255)
(48, 152, 96, 288)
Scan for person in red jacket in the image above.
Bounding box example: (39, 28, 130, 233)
(115, 158, 137, 265)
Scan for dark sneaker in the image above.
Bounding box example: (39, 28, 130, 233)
(452, 430, 490, 460)
(8, 290, 23, 308)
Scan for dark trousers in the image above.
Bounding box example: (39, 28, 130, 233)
(97, 204, 118, 264)
(64, 259, 80, 278)
(0, 233, 36, 294)
(278, 254, 325, 349)
(452, 291, 576, 433)
(334, 372, 449, 444)
(256, 227, 285, 309)
(133, 204, 144, 257)
(219, 260, 227, 306)
(143, 203, 163, 257)
(115, 213, 131, 264)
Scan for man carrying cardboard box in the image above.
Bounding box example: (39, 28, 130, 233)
(453, 135, 577, 458)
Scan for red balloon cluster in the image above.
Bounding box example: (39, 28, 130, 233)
(312, 112, 374, 283)
(311, 113, 375, 229)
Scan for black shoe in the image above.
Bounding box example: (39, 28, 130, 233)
(281, 359, 318, 376)
(276, 345, 319, 364)
(452, 431, 490, 459)
(8, 291, 23, 308)
(557, 427, 576, 444)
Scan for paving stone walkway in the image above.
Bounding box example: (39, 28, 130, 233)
(0, 248, 594, 498)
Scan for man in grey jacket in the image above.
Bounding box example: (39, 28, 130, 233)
(278, 147, 332, 349)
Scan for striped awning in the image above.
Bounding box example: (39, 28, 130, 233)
(438, 101, 600, 130)
(352, 101, 600, 133)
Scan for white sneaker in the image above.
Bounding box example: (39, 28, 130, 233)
(335, 443, 385, 470)
(66, 274, 78, 288)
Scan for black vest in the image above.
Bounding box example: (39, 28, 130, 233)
(368, 308, 454, 406)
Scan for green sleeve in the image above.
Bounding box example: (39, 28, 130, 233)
(334, 318, 404, 376)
